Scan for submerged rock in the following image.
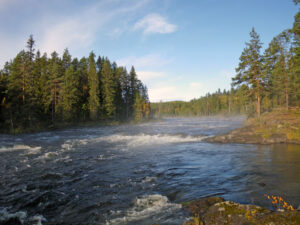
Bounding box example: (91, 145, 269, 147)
(183, 197, 300, 225)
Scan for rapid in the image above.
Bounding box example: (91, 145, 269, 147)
(0, 117, 300, 225)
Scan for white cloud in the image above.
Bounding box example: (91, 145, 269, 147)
(136, 71, 166, 81)
(39, 19, 94, 55)
(149, 86, 178, 102)
(0, 0, 149, 66)
(133, 13, 177, 34)
(38, 0, 148, 55)
(189, 82, 203, 89)
(148, 83, 204, 102)
(117, 53, 173, 70)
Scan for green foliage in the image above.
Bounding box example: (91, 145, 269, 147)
(61, 65, 79, 121)
(232, 27, 264, 117)
(0, 36, 150, 132)
(101, 59, 115, 118)
(88, 52, 100, 120)
(152, 7, 300, 118)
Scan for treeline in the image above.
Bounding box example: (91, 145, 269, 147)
(151, 88, 247, 117)
(152, 2, 300, 118)
(0, 37, 150, 132)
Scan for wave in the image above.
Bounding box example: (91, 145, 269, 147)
(36, 151, 59, 161)
(59, 133, 206, 152)
(0, 145, 41, 153)
(0, 208, 46, 225)
(90, 133, 206, 148)
(106, 194, 181, 224)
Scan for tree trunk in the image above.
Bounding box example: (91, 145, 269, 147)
(21, 62, 25, 103)
(281, 55, 289, 110)
(257, 94, 261, 117)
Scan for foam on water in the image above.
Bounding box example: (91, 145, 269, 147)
(106, 194, 181, 224)
(141, 176, 157, 183)
(0, 208, 46, 225)
(36, 151, 59, 161)
(89, 133, 206, 148)
(59, 133, 206, 153)
(0, 208, 27, 224)
(0, 145, 41, 153)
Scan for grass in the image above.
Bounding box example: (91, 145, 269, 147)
(248, 108, 300, 142)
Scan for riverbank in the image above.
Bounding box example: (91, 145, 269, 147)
(205, 109, 300, 144)
(182, 196, 300, 225)
(0, 118, 158, 135)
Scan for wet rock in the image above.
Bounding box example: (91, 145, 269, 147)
(183, 197, 300, 225)
(182, 196, 225, 215)
(167, 191, 181, 201)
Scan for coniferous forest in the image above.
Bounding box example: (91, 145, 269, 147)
(1, 1, 299, 132)
(151, 2, 300, 118)
(0, 37, 150, 132)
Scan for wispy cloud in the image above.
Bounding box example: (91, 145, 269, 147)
(189, 82, 203, 89)
(0, 0, 149, 66)
(39, 19, 94, 55)
(117, 53, 173, 70)
(136, 70, 166, 81)
(133, 13, 177, 34)
(39, 0, 149, 55)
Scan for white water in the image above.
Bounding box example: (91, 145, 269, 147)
(106, 194, 182, 225)
(0, 208, 46, 225)
(0, 145, 41, 153)
(60, 133, 207, 152)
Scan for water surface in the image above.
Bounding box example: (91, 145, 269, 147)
(0, 117, 300, 224)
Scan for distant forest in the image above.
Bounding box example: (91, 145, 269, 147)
(0, 37, 150, 132)
(152, 2, 300, 118)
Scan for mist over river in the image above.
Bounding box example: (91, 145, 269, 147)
(0, 117, 300, 225)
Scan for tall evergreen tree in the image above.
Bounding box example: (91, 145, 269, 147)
(87, 52, 100, 120)
(48, 52, 63, 122)
(264, 31, 293, 109)
(101, 59, 116, 118)
(292, 8, 300, 105)
(232, 28, 264, 117)
(129, 66, 138, 117)
(61, 65, 79, 121)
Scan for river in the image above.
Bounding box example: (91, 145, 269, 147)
(0, 117, 300, 225)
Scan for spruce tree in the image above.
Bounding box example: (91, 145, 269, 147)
(61, 65, 79, 121)
(87, 52, 100, 120)
(101, 59, 116, 118)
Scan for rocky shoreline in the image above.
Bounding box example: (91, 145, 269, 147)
(205, 110, 300, 145)
(182, 196, 300, 225)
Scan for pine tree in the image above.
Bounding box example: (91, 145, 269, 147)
(129, 66, 138, 117)
(101, 59, 116, 118)
(48, 52, 63, 122)
(292, 9, 300, 105)
(232, 28, 264, 117)
(264, 31, 293, 109)
(61, 65, 79, 121)
(87, 52, 100, 120)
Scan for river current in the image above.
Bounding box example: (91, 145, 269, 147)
(0, 117, 300, 225)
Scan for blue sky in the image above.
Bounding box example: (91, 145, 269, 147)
(0, 0, 298, 102)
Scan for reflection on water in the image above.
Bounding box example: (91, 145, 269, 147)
(0, 117, 299, 225)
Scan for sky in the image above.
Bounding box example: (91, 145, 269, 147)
(0, 0, 298, 102)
